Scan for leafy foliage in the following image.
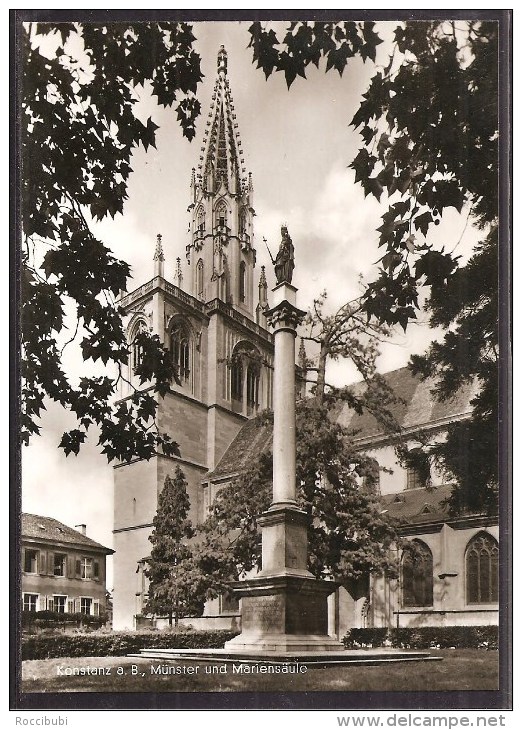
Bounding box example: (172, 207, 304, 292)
(300, 290, 401, 433)
(410, 228, 499, 514)
(145, 468, 205, 624)
(248, 20, 500, 511)
(193, 402, 400, 599)
(21, 22, 203, 460)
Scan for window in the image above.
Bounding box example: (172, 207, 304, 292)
(196, 206, 205, 234)
(80, 597, 93, 616)
(231, 358, 243, 402)
(401, 540, 433, 607)
(53, 553, 66, 577)
(405, 449, 429, 490)
(215, 201, 227, 229)
(171, 323, 191, 383)
(77, 557, 93, 579)
(239, 209, 247, 234)
(54, 595, 67, 614)
(23, 594, 38, 612)
(239, 261, 246, 302)
(246, 364, 259, 415)
(130, 320, 147, 371)
(196, 259, 204, 300)
(24, 549, 38, 573)
(466, 532, 499, 604)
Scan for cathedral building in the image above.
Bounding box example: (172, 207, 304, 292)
(112, 47, 273, 629)
(112, 48, 498, 634)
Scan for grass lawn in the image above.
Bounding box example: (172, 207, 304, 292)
(21, 649, 498, 694)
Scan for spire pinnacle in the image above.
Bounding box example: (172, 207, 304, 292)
(154, 233, 164, 278)
(154, 233, 164, 262)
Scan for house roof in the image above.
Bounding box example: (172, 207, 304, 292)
(207, 416, 272, 480)
(333, 367, 478, 442)
(381, 484, 454, 525)
(22, 513, 114, 554)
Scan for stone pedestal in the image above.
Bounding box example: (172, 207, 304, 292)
(224, 279, 343, 653)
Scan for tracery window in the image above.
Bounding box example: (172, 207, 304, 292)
(196, 206, 205, 234)
(171, 322, 191, 383)
(239, 209, 247, 234)
(401, 540, 433, 607)
(231, 357, 243, 402)
(129, 320, 147, 371)
(466, 532, 499, 604)
(246, 363, 259, 415)
(215, 201, 227, 229)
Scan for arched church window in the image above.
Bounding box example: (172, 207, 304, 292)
(196, 259, 204, 300)
(170, 322, 191, 383)
(239, 209, 247, 234)
(196, 206, 205, 234)
(466, 532, 498, 604)
(215, 201, 227, 229)
(231, 357, 243, 402)
(239, 261, 246, 302)
(246, 363, 259, 415)
(129, 319, 147, 372)
(401, 540, 433, 607)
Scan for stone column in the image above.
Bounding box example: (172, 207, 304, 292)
(224, 279, 343, 653)
(269, 283, 303, 505)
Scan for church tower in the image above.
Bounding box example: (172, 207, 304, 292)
(112, 47, 273, 630)
(187, 46, 255, 316)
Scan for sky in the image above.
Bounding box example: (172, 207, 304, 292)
(21, 20, 479, 587)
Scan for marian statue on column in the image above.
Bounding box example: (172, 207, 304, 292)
(274, 225, 295, 285)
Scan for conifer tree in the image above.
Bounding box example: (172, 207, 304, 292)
(145, 467, 203, 626)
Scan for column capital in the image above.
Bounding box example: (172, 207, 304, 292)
(264, 300, 306, 332)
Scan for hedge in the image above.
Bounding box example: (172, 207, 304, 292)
(22, 610, 106, 631)
(343, 626, 498, 650)
(22, 629, 240, 660)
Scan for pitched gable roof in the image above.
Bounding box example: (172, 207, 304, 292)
(206, 417, 272, 480)
(334, 367, 477, 442)
(22, 513, 114, 554)
(381, 484, 454, 525)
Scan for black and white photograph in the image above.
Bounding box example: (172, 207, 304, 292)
(12, 10, 511, 714)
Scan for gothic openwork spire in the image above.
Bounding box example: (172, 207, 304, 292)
(196, 45, 248, 195)
(188, 47, 256, 317)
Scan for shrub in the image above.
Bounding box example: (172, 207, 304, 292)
(22, 610, 106, 632)
(22, 629, 239, 660)
(343, 626, 498, 650)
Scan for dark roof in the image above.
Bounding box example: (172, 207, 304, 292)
(381, 484, 453, 525)
(333, 367, 477, 441)
(207, 417, 272, 480)
(208, 368, 476, 481)
(22, 513, 114, 554)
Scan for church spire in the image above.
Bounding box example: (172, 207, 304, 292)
(188, 47, 256, 316)
(196, 45, 247, 196)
